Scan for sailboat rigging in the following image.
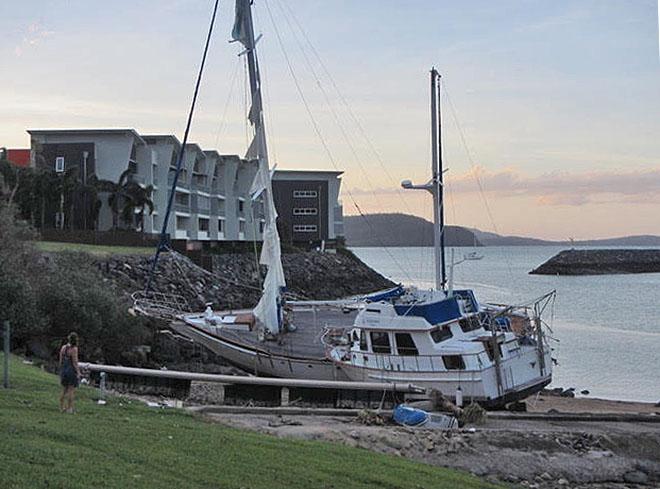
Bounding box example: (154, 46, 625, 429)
(135, 0, 556, 408)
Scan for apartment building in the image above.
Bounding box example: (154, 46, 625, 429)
(26, 128, 343, 245)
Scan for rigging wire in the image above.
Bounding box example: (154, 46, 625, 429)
(441, 84, 515, 282)
(275, 0, 441, 284)
(213, 56, 242, 149)
(272, 0, 418, 276)
(146, 0, 221, 292)
(261, 0, 413, 283)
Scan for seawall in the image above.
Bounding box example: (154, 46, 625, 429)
(530, 249, 660, 275)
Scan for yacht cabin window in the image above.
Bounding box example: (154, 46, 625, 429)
(442, 355, 466, 370)
(459, 315, 481, 333)
(395, 333, 418, 356)
(430, 325, 453, 343)
(370, 332, 391, 354)
(359, 330, 368, 351)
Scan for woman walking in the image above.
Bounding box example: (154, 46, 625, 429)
(59, 332, 81, 413)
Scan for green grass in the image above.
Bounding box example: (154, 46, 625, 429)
(35, 241, 154, 256)
(0, 355, 501, 489)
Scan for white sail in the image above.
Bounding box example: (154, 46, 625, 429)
(234, 0, 286, 336)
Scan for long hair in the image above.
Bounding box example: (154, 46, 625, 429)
(67, 332, 79, 347)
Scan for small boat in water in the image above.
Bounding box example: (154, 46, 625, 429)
(138, 0, 556, 408)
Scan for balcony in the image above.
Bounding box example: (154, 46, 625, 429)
(175, 230, 189, 239)
(191, 180, 210, 193)
(174, 203, 190, 213)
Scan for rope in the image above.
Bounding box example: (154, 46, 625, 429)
(213, 56, 241, 149)
(146, 0, 221, 292)
(262, 0, 413, 283)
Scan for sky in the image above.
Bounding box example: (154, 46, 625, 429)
(1, 0, 659, 240)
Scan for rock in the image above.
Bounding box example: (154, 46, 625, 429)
(581, 389, 590, 395)
(539, 472, 552, 481)
(349, 430, 360, 440)
(622, 471, 648, 484)
(557, 478, 569, 486)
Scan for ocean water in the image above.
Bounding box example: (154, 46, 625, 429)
(351, 246, 660, 403)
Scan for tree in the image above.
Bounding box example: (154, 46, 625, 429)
(95, 168, 134, 230)
(122, 182, 154, 233)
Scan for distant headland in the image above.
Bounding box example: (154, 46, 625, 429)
(530, 249, 660, 275)
(344, 213, 660, 248)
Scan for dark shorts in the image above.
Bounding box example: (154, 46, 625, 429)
(60, 369, 79, 388)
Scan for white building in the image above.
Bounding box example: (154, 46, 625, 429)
(27, 128, 343, 245)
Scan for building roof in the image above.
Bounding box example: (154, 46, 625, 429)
(5, 149, 30, 167)
(27, 128, 146, 145)
(274, 169, 344, 176)
(142, 134, 182, 146)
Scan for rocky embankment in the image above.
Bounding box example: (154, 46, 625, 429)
(530, 249, 660, 275)
(96, 249, 395, 311)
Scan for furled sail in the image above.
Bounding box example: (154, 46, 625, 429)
(234, 0, 286, 337)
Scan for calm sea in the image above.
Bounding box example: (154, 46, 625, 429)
(351, 246, 660, 403)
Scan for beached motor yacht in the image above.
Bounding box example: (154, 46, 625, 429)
(136, 0, 556, 408)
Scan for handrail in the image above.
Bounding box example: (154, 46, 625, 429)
(79, 363, 425, 393)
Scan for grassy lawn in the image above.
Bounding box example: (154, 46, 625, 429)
(35, 241, 154, 256)
(0, 355, 501, 489)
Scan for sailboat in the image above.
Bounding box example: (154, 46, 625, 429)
(464, 230, 484, 261)
(150, 0, 555, 407)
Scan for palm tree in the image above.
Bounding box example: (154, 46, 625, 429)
(95, 168, 133, 230)
(123, 182, 155, 234)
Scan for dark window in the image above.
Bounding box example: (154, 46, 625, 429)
(370, 332, 391, 354)
(430, 325, 453, 343)
(443, 355, 466, 370)
(395, 333, 418, 356)
(459, 315, 482, 333)
(359, 330, 367, 351)
(238, 200, 244, 212)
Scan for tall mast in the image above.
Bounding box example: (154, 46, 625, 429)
(402, 68, 446, 292)
(232, 0, 286, 337)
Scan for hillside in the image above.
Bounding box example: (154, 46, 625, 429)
(344, 213, 480, 247)
(345, 213, 660, 247)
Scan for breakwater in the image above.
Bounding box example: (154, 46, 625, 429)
(96, 249, 395, 311)
(530, 249, 660, 275)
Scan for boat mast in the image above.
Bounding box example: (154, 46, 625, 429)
(401, 68, 446, 291)
(232, 0, 286, 337)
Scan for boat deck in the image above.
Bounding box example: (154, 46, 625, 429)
(189, 307, 358, 360)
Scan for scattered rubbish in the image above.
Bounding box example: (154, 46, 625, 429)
(506, 401, 527, 412)
(581, 390, 590, 395)
(466, 427, 476, 433)
(459, 403, 487, 425)
(96, 399, 107, 405)
(22, 360, 33, 365)
(146, 401, 160, 408)
(356, 409, 385, 426)
(427, 388, 462, 417)
(268, 416, 303, 428)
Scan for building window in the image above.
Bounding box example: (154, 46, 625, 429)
(239, 220, 246, 233)
(293, 208, 318, 215)
(443, 355, 466, 370)
(176, 216, 188, 230)
(198, 218, 209, 232)
(293, 225, 317, 232)
(218, 219, 224, 233)
(395, 333, 418, 356)
(55, 157, 65, 173)
(175, 192, 189, 206)
(198, 195, 211, 210)
(259, 221, 264, 234)
(370, 332, 391, 354)
(293, 190, 317, 198)
(238, 200, 244, 212)
(430, 325, 453, 343)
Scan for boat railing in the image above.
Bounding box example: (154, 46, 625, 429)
(131, 291, 192, 320)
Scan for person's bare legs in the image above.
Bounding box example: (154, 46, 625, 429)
(65, 386, 75, 413)
(60, 387, 67, 412)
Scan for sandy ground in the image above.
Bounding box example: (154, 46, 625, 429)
(526, 395, 659, 415)
(200, 397, 660, 489)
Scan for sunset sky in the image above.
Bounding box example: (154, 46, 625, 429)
(2, 0, 659, 240)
